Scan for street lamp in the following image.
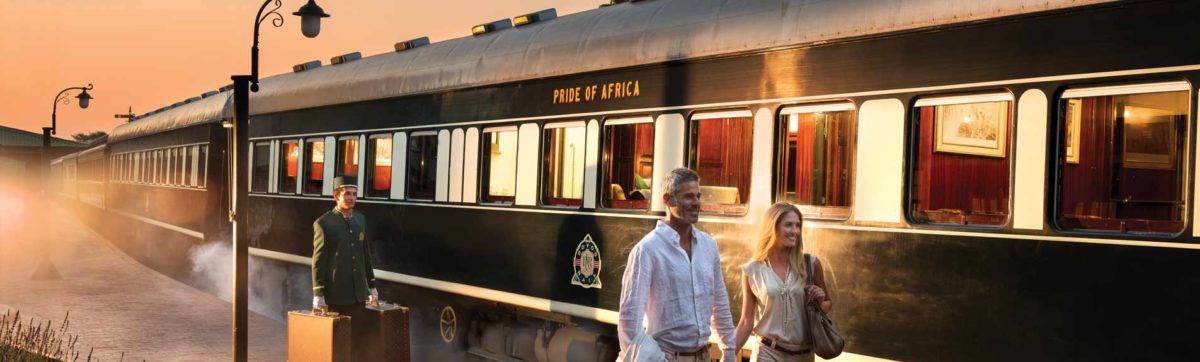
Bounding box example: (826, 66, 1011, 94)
(229, 1, 327, 361)
(43, 84, 94, 190)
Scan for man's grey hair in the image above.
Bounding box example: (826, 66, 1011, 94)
(662, 167, 699, 197)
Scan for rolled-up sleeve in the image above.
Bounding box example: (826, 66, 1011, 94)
(618, 243, 653, 350)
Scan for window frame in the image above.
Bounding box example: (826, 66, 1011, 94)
(539, 121, 589, 209)
(686, 109, 756, 216)
(479, 126, 520, 206)
(302, 138, 325, 196)
(251, 142, 272, 193)
(365, 133, 394, 199)
(774, 102, 858, 221)
(277, 139, 300, 195)
(1051, 80, 1193, 237)
(598, 116, 656, 212)
(405, 131, 440, 202)
(335, 135, 362, 181)
(905, 91, 1016, 229)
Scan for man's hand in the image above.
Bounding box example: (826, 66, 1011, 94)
(313, 296, 328, 313)
(367, 288, 380, 306)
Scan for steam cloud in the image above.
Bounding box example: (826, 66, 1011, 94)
(187, 241, 307, 322)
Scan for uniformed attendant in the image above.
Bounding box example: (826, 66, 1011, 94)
(312, 176, 380, 344)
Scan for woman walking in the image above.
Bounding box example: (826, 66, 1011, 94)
(734, 202, 832, 361)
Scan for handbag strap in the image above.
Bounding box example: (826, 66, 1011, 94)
(805, 254, 815, 285)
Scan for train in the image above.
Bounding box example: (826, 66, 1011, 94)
(50, 0, 1200, 360)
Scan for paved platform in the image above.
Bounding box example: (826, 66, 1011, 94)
(0, 199, 286, 361)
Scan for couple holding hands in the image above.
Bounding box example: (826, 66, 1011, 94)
(619, 168, 833, 362)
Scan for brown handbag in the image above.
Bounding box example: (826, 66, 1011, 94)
(806, 254, 846, 359)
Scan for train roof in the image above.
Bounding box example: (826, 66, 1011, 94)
(109, 90, 232, 142)
(112, 0, 1113, 142)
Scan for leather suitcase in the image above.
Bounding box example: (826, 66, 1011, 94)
(288, 310, 352, 362)
(362, 303, 411, 362)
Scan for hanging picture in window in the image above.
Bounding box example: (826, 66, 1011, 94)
(1064, 99, 1082, 164)
(1121, 104, 1177, 170)
(934, 101, 1008, 158)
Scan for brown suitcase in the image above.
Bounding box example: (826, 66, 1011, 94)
(362, 303, 411, 362)
(288, 310, 352, 362)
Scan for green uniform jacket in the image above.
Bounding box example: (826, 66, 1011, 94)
(312, 208, 377, 305)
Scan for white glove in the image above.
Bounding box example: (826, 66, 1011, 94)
(367, 288, 380, 306)
(313, 296, 327, 311)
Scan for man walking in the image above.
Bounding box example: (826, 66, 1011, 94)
(312, 176, 380, 357)
(619, 168, 737, 362)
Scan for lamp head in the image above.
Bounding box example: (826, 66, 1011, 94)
(293, 0, 330, 38)
(76, 89, 93, 109)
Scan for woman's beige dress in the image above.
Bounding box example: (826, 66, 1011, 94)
(743, 260, 814, 362)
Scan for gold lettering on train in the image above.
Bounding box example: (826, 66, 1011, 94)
(552, 80, 640, 104)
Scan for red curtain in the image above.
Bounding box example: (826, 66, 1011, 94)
(695, 117, 753, 204)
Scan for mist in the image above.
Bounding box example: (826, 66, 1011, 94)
(188, 240, 306, 322)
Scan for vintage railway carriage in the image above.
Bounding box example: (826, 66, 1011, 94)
(82, 92, 230, 278)
(51, 0, 1200, 360)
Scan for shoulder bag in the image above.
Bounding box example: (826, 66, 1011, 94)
(806, 254, 846, 359)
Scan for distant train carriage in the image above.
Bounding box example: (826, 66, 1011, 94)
(52, 0, 1200, 360)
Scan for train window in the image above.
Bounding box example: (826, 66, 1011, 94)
(406, 132, 439, 201)
(198, 145, 209, 188)
(778, 104, 856, 219)
(182, 148, 192, 188)
(689, 110, 754, 215)
(366, 135, 392, 198)
(146, 151, 152, 184)
(252, 142, 271, 193)
(303, 139, 325, 195)
(154, 150, 162, 184)
(336, 137, 360, 179)
(602, 118, 654, 210)
(543, 122, 587, 208)
(1056, 82, 1190, 235)
(167, 148, 176, 185)
(175, 148, 185, 186)
(480, 127, 518, 205)
(910, 93, 1013, 226)
(279, 140, 299, 194)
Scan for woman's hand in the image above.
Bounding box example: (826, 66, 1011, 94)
(805, 284, 826, 303)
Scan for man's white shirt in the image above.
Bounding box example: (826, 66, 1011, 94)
(618, 220, 736, 361)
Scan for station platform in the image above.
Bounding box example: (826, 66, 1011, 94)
(0, 200, 286, 361)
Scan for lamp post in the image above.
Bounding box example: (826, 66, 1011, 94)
(229, 1, 327, 361)
(44, 84, 94, 190)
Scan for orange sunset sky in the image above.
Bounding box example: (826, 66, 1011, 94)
(0, 0, 604, 139)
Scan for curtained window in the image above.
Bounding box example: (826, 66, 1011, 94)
(910, 94, 1012, 226)
(481, 128, 518, 205)
(1057, 83, 1189, 235)
(278, 140, 299, 194)
(689, 111, 754, 215)
(251, 143, 271, 193)
(543, 122, 587, 207)
(406, 133, 439, 201)
(303, 139, 324, 195)
(366, 135, 393, 198)
(778, 104, 855, 220)
(336, 137, 360, 179)
(602, 118, 655, 210)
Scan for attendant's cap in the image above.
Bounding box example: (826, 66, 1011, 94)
(332, 176, 358, 190)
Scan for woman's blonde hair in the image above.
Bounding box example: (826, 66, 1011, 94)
(752, 202, 806, 282)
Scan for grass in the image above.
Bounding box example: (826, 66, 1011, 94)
(0, 309, 91, 361)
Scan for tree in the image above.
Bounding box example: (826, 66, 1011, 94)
(71, 131, 107, 144)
